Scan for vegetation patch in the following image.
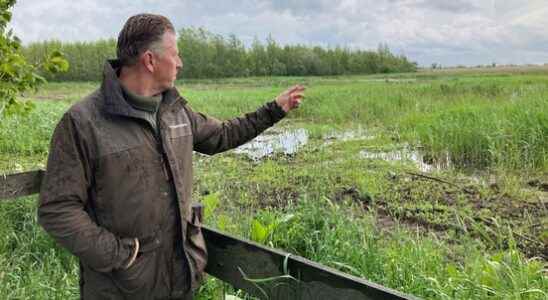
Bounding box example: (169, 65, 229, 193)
(1, 70, 547, 299)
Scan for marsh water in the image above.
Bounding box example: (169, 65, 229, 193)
(234, 128, 450, 172)
(234, 128, 309, 160)
(360, 147, 451, 172)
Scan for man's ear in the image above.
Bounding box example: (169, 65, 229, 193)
(141, 50, 155, 73)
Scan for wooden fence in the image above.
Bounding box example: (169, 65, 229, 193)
(1, 170, 418, 300)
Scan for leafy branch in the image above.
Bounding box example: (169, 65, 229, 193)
(0, 0, 68, 117)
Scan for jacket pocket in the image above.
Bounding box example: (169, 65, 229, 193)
(185, 216, 208, 289)
(111, 235, 161, 295)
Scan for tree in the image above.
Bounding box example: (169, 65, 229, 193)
(21, 25, 417, 81)
(0, 0, 68, 116)
(249, 37, 267, 76)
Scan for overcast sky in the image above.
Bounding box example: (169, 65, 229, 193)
(9, 0, 548, 67)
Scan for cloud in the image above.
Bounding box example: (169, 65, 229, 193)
(268, 0, 333, 15)
(414, 0, 479, 13)
(9, 0, 548, 66)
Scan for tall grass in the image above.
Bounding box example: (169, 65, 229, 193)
(0, 101, 69, 156)
(408, 91, 548, 170)
(0, 198, 79, 299)
(265, 198, 547, 299)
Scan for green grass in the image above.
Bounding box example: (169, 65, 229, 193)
(406, 85, 548, 170)
(266, 198, 547, 299)
(0, 198, 79, 299)
(2, 72, 547, 171)
(1, 70, 547, 299)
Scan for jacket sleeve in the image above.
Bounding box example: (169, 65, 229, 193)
(187, 100, 286, 155)
(38, 112, 134, 273)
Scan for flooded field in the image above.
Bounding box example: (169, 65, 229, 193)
(360, 146, 451, 172)
(233, 127, 451, 173)
(1, 73, 546, 299)
(234, 128, 309, 160)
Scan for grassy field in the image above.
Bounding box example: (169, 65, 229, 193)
(0, 69, 546, 299)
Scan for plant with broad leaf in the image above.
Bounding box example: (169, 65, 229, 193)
(251, 213, 294, 245)
(0, 0, 68, 117)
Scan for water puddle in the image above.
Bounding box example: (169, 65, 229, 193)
(323, 128, 375, 144)
(360, 147, 451, 172)
(234, 128, 309, 161)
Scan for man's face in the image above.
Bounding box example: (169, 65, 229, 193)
(151, 31, 182, 91)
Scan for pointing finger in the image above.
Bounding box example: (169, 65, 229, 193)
(288, 85, 305, 93)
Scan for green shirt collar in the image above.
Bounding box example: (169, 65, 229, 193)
(120, 84, 162, 113)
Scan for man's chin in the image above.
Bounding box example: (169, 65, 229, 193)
(160, 82, 176, 92)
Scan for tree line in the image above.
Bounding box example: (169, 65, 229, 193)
(22, 27, 417, 81)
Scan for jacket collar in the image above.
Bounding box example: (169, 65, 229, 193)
(100, 59, 186, 119)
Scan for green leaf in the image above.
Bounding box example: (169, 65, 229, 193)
(251, 219, 268, 244)
(202, 192, 220, 220)
(49, 50, 64, 58)
(0, 11, 11, 27)
(43, 52, 69, 73)
(0, 0, 50, 117)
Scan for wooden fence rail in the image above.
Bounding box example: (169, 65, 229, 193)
(1, 170, 418, 300)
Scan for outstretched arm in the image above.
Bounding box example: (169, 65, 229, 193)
(189, 85, 306, 155)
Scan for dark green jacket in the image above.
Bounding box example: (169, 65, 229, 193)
(38, 60, 286, 299)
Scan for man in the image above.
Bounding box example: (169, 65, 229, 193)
(38, 14, 304, 299)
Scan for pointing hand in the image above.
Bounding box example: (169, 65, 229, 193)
(275, 85, 306, 113)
